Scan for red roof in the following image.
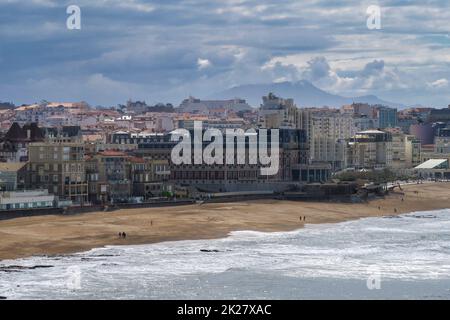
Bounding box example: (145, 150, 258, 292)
(129, 156, 145, 163)
(98, 150, 129, 157)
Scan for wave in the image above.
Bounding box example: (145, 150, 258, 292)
(1, 208, 450, 299)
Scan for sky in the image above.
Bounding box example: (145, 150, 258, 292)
(1, 0, 450, 107)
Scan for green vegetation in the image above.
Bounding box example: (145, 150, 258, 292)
(161, 191, 173, 198)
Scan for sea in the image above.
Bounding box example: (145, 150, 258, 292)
(1, 209, 450, 299)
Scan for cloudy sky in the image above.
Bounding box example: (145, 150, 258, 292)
(1, 0, 450, 107)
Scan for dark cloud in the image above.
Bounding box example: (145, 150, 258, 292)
(0, 0, 449, 106)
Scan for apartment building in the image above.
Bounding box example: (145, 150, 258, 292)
(27, 142, 88, 205)
(390, 132, 421, 169)
(131, 157, 171, 199)
(309, 111, 356, 171)
(0, 122, 45, 162)
(258, 94, 344, 173)
(85, 150, 132, 204)
(258, 93, 301, 129)
(347, 130, 393, 170)
(377, 107, 398, 129)
(435, 136, 450, 154)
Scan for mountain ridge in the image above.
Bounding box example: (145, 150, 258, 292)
(209, 80, 404, 109)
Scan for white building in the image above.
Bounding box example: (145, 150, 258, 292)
(414, 159, 450, 179)
(309, 113, 356, 170)
(0, 190, 56, 210)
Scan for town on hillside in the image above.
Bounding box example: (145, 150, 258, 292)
(0, 95, 449, 213)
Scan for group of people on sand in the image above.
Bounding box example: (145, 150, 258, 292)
(117, 219, 154, 239)
(118, 232, 127, 239)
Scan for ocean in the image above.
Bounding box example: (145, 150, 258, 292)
(1, 209, 450, 299)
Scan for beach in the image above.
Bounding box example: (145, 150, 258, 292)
(1, 182, 450, 261)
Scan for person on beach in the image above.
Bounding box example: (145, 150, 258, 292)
(118, 232, 122, 238)
(122, 232, 127, 239)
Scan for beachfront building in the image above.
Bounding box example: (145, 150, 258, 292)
(85, 150, 132, 204)
(346, 130, 393, 170)
(414, 159, 450, 180)
(0, 190, 56, 210)
(131, 157, 172, 199)
(27, 141, 88, 205)
(169, 128, 330, 193)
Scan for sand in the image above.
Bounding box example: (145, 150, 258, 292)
(1, 182, 449, 261)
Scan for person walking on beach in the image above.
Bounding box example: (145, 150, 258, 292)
(122, 232, 127, 239)
(118, 232, 122, 238)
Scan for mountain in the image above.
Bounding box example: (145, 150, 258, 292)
(210, 80, 404, 108)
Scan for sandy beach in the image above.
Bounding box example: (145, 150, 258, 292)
(1, 182, 449, 261)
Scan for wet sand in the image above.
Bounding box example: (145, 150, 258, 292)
(1, 182, 449, 261)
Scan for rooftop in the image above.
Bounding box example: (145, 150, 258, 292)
(0, 162, 27, 172)
(415, 159, 448, 169)
(98, 150, 129, 157)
